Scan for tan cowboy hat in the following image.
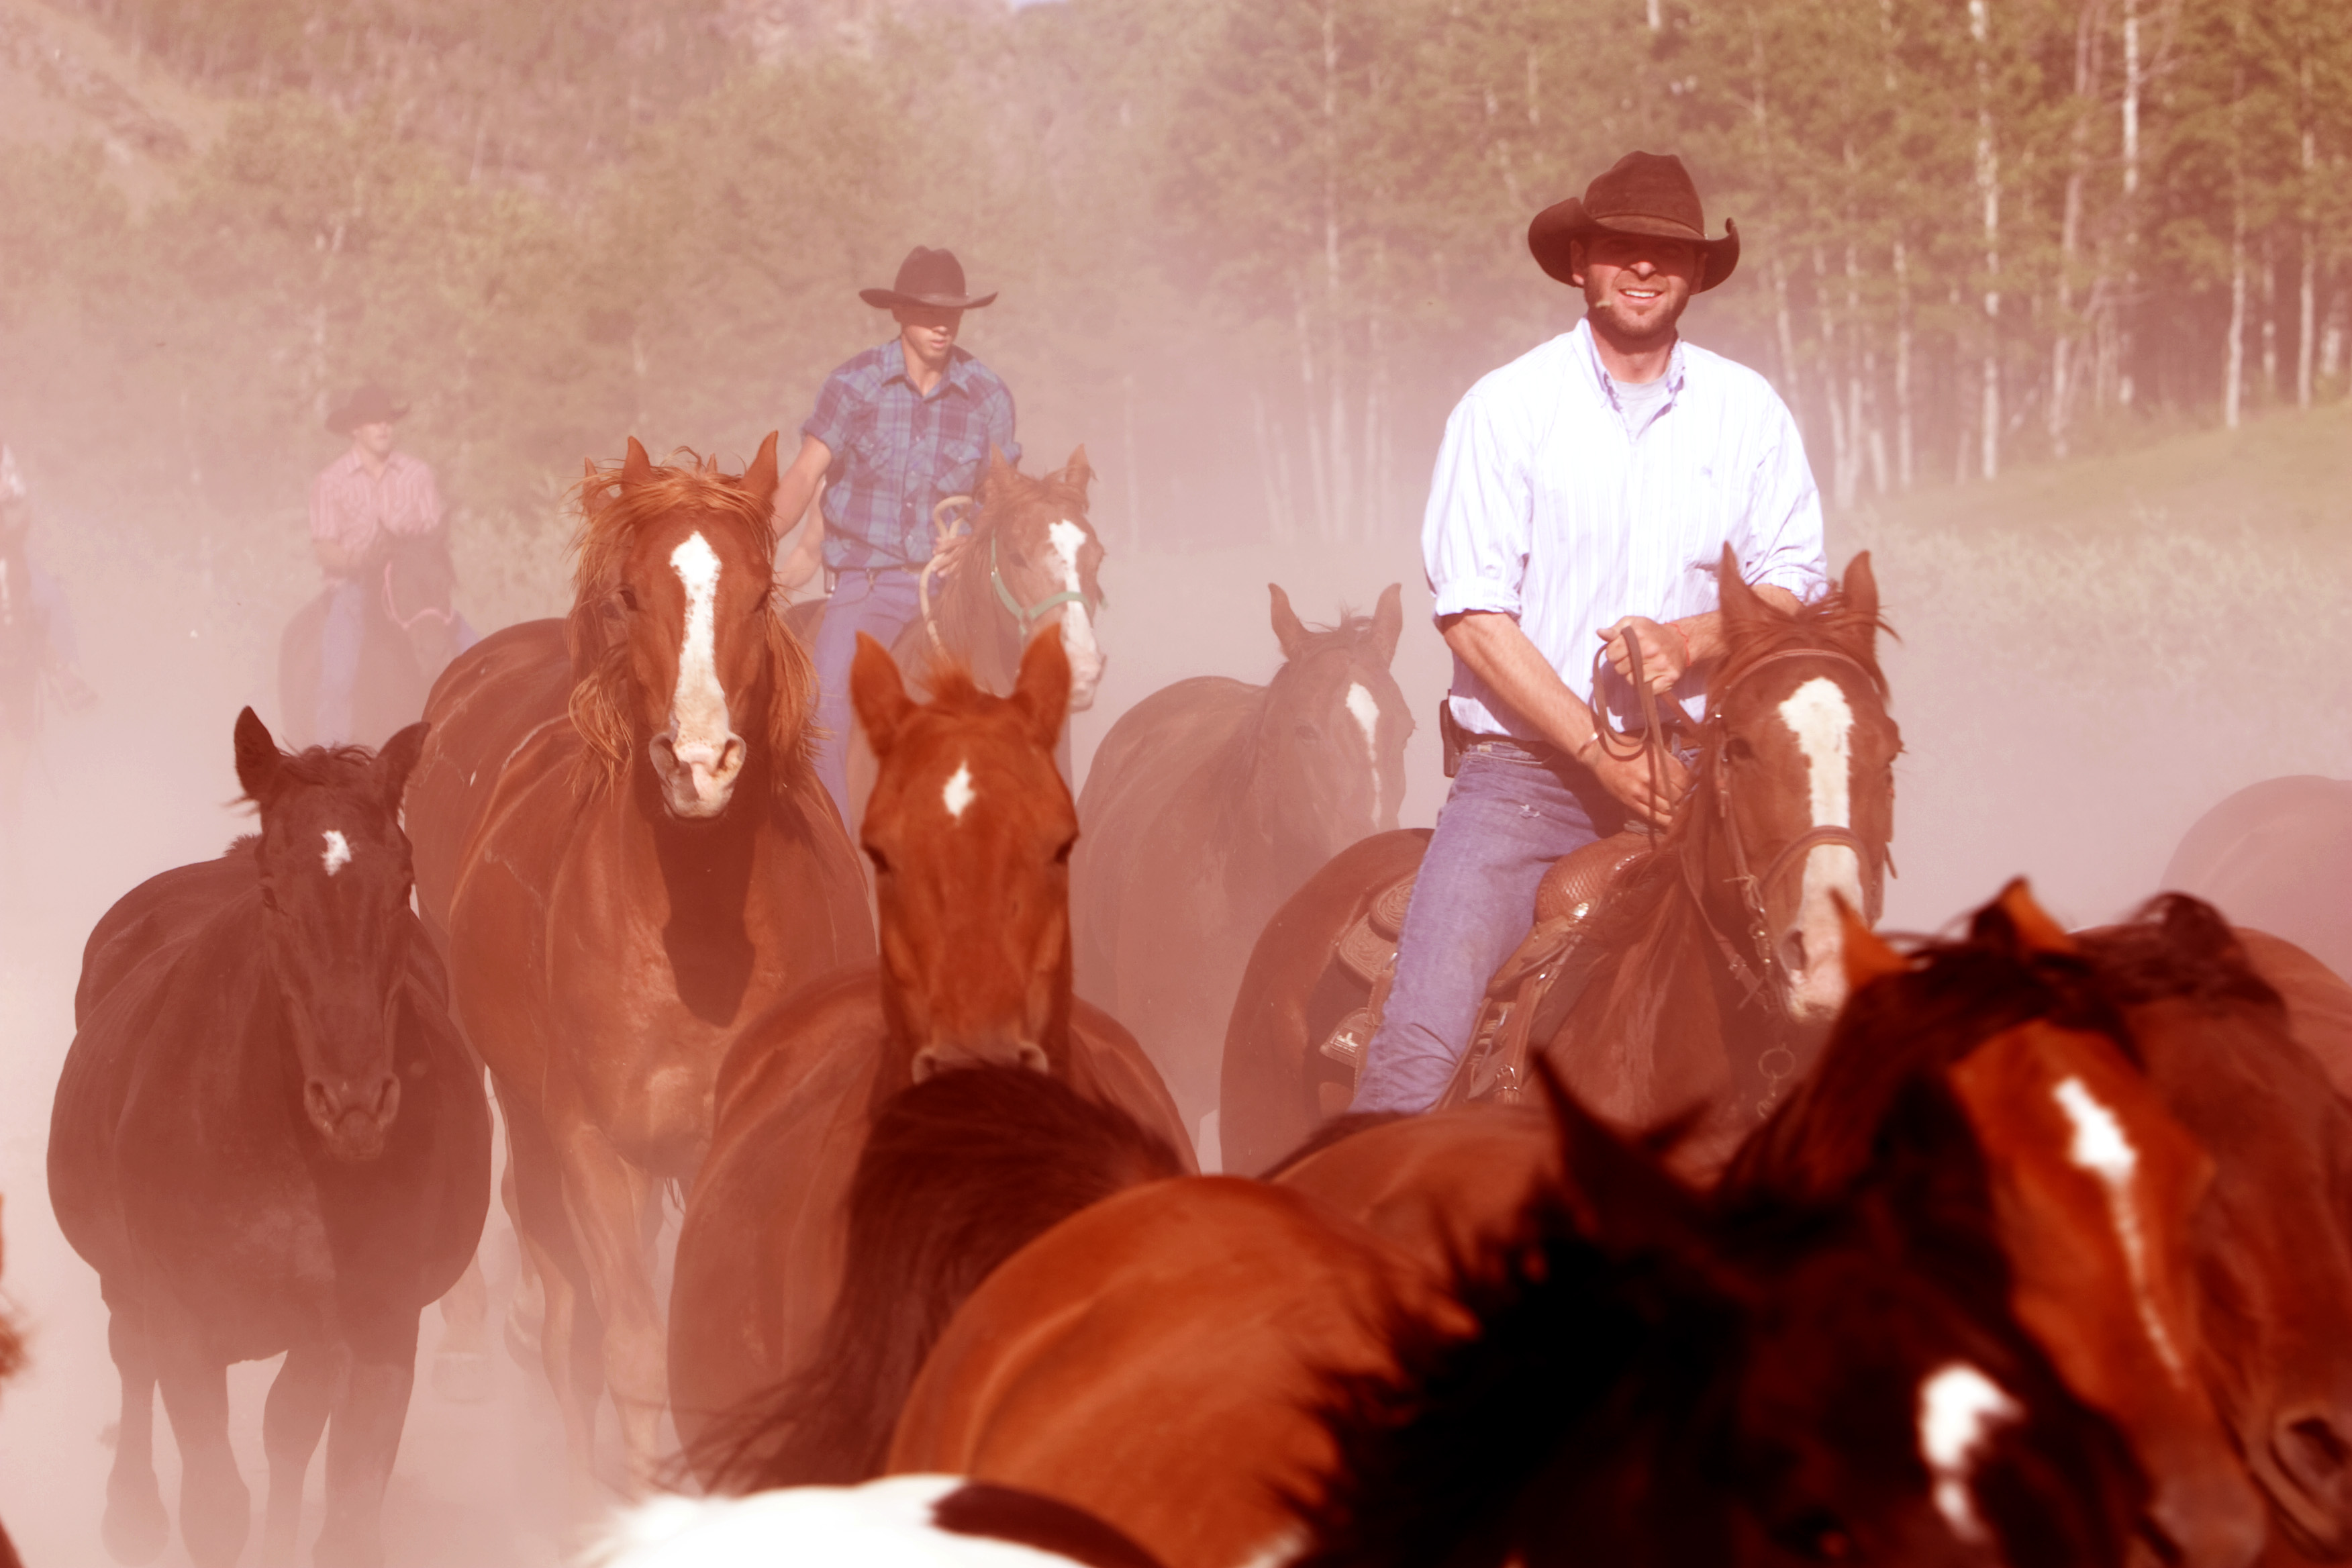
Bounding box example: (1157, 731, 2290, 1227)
(1527, 152, 1741, 293)
(859, 246, 999, 311)
(326, 383, 410, 436)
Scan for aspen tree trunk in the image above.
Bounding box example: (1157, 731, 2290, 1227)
(1972, 0, 2002, 480)
(1894, 238, 1915, 490)
(2051, 0, 2100, 458)
(2120, 0, 2143, 406)
(1318, 0, 1349, 543)
(2225, 201, 2247, 429)
(2298, 62, 2317, 409)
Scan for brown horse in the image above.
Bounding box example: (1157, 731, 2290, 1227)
(1072, 585, 1411, 1135)
(870, 1063, 2143, 1568)
(1221, 550, 1899, 1176)
(279, 532, 464, 749)
(2161, 776, 2352, 984)
(402, 436, 873, 1489)
(783, 447, 1108, 832)
(666, 630, 1190, 1477)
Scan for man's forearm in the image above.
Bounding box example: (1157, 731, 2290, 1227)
(1440, 611, 1602, 760)
(1670, 583, 1802, 667)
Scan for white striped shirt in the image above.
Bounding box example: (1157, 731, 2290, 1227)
(1425, 317, 1827, 738)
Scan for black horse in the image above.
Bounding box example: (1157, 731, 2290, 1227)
(279, 534, 462, 750)
(50, 709, 490, 1568)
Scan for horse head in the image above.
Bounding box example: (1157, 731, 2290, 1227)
(567, 434, 813, 820)
(1697, 546, 1898, 1025)
(1295, 1063, 2145, 1568)
(2079, 897, 2352, 1559)
(232, 706, 426, 1163)
(1260, 583, 1412, 850)
(852, 628, 1077, 1085)
(971, 448, 1106, 712)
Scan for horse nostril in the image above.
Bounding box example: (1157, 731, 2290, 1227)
(910, 1050, 940, 1084)
(1780, 928, 1809, 976)
(2290, 1417, 2352, 1475)
(1016, 1043, 1049, 1074)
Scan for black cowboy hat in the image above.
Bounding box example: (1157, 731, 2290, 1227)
(1527, 152, 1741, 293)
(325, 383, 410, 436)
(859, 246, 999, 311)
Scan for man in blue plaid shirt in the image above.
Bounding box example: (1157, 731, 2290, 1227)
(772, 246, 1021, 820)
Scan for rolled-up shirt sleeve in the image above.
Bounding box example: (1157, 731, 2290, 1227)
(1423, 388, 1530, 620)
(801, 369, 858, 456)
(1734, 398, 1829, 602)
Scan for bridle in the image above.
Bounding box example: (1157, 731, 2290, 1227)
(917, 495, 1099, 660)
(1591, 635, 1891, 1105)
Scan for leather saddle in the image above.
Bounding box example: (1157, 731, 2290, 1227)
(1320, 827, 1657, 1105)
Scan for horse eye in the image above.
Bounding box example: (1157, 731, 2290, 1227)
(1774, 1510, 1856, 1563)
(618, 584, 640, 611)
(1725, 734, 1754, 762)
(258, 884, 279, 912)
(1052, 838, 1075, 866)
(864, 846, 891, 877)
(1295, 724, 1321, 742)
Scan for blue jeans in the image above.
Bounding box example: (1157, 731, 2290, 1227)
(812, 567, 926, 822)
(1351, 740, 1626, 1114)
(316, 576, 368, 745)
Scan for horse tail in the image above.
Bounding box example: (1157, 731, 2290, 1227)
(693, 1065, 1185, 1493)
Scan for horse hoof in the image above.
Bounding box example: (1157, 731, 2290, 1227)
(432, 1348, 494, 1404)
(101, 1489, 169, 1564)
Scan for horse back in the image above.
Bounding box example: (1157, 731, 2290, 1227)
(2162, 777, 2352, 984)
(74, 839, 258, 1026)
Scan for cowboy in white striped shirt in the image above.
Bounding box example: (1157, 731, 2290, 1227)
(308, 383, 444, 744)
(1352, 152, 1828, 1114)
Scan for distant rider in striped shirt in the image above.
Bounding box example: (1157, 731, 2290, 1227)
(1351, 152, 1830, 1115)
(309, 383, 448, 744)
(768, 246, 1020, 823)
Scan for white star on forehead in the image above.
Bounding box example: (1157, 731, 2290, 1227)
(942, 761, 976, 822)
(322, 830, 352, 876)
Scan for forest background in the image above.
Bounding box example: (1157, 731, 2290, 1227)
(1, 0, 2346, 587)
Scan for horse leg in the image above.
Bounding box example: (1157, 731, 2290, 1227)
(260, 1343, 337, 1567)
(554, 1124, 669, 1491)
(502, 1093, 606, 1502)
(154, 1346, 251, 1568)
(431, 1255, 493, 1403)
(311, 1316, 420, 1568)
(100, 1308, 168, 1565)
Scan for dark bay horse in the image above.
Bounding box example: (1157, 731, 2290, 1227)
(279, 532, 464, 749)
(861, 1064, 2141, 1568)
(2161, 775, 2352, 983)
(784, 447, 1108, 832)
(1220, 550, 1898, 1176)
(1073, 584, 1411, 1134)
(401, 436, 873, 1489)
(667, 630, 1191, 1480)
(50, 709, 490, 1568)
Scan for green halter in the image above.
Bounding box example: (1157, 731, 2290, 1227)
(989, 534, 1097, 636)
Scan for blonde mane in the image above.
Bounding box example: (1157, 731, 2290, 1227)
(562, 448, 815, 797)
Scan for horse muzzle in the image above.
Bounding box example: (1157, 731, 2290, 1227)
(912, 1036, 1052, 1082)
(650, 728, 747, 817)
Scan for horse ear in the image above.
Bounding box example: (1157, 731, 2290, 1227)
(1717, 544, 1768, 628)
(1059, 444, 1093, 495)
(850, 634, 916, 762)
(1269, 584, 1309, 660)
(1533, 1057, 1709, 1255)
(1837, 890, 1907, 990)
(1369, 583, 1404, 669)
(234, 706, 283, 805)
(579, 458, 618, 520)
(622, 437, 654, 486)
(741, 430, 781, 516)
(1840, 552, 1879, 636)
(1971, 878, 2078, 956)
(376, 722, 428, 812)
(1014, 628, 1072, 750)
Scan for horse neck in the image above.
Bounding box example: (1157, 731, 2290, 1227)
(933, 524, 1021, 695)
(1222, 671, 1351, 889)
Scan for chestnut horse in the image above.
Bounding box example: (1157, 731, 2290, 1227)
(858, 1065, 2141, 1568)
(403, 436, 873, 1488)
(52, 710, 489, 1568)
(667, 631, 1190, 1477)
(1073, 585, 1412, 1133)
(1222, 550, 1898, 1175)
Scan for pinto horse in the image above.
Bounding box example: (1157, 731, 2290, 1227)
(401, 436, 873, 1489)
(1073, 585, 1412, 1133)
(851, 1061, 2141, 1568)
(667, 630, 1189, 1479)
(50, 709, 490, 1568)
(1221, 549, 1898, 1176)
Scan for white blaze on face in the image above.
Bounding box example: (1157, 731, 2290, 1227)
(1344, 681, 1383, 825)
(2053, 1075, 2184, 1376)
(654, 531, 744, 814)
(1777, 675, 1865, 1020)
(1046, 520, 1104, 713)
(942, 761, 977, 822)
(1918, 1363, 2021, 1542)
(322, 830, 352, 876)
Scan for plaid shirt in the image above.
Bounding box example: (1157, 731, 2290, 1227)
(803, 340, 1020, 571)
(309, 448, 443, 575)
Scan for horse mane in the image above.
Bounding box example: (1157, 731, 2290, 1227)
(1277, 610, 1386, 668)
(563, 448, 814, 798)
(1712, 577, 1892, 703)
(2074, 893, 2284, 1014)
(236, 744, 380, 803)
(689, 1067, 1183, 1493)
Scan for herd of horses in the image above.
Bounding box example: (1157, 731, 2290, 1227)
(22, 432, 2352, 1568)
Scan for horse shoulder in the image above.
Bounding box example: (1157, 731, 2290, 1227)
(75, 846, 255, 1026)
(1275, 1106, 1555, 1275)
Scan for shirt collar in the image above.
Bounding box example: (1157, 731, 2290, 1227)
(881, 338, 973, 399)
(1572, 317, 1689, 407)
